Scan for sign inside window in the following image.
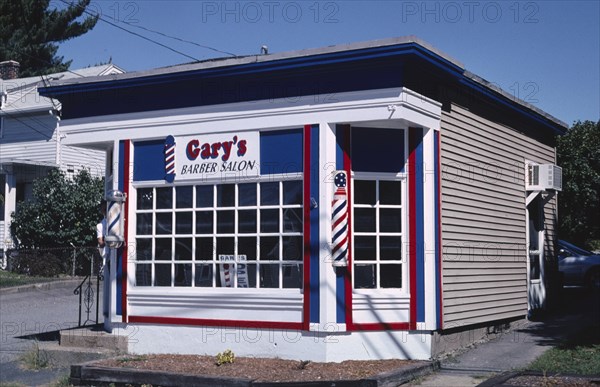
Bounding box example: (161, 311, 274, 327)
(219, 255, 249, 288)
(174, 132, 260, 181)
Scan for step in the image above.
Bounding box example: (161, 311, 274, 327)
(37, 341, 119, 368)
(59, 326, 128, 353)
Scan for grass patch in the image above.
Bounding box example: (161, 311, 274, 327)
(20, 341, 51, 370)
(528, 325, 600, 375)
(117, 355, 147, 364)
(0, 270, 64, 288)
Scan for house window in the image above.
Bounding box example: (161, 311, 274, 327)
(352, 176, 404, 289)
(134, 177, 303, 289)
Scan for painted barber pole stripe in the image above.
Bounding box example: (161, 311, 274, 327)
(107, 200, 121, 240)
(164, 135, 176, 183)
(332, 171, 348, 267)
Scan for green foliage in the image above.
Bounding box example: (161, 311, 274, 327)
(7, 249, 64, 277)
(0, 269, 63, 288)
(10, 169, 104, 248)
(557, 120, 600, 248)
(215, 349, 235, 366)
(0, 0, 98, 77)
(528, 324, 600, 374)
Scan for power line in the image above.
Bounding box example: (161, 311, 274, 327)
(57, 0, 201, 62)
(113, 17, 236, 58)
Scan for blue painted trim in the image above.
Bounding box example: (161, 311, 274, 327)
(40, 44, 461, 95)
(260, 129, 303, 175)
(335, 125, 346, 324)
(458, 77, 565, 135)
(38, 41, 563, 135)
(309, 124, 320, 323)
(415, 129, 425, 323)
(116, 141, 125, 316)
(434, 131, 441, 328)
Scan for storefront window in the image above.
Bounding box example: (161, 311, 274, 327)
(135, 178, 303, 289)
(352, 178, 404, 289)
(348, 126, 405, 290)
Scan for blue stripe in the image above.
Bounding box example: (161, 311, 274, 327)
(108, 216, 120, 231)
(334, 125, 346, 324)
(309, 125, 320, 323)
(415, 129, 425, 323)
(332, 201, 346, 217)
(116, 141, 125, 316)
(333, 224, 348, 243)
(434, 131, 441, 328)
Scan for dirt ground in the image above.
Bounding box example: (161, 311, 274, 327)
(97, 354, 414, 382)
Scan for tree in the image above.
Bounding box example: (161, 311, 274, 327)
(0, 0, 98, 77)
(10, 169, 104, 248)
(557, 120, 600, 248)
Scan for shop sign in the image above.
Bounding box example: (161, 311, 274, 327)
(166, 132, 260, 182)
(219, 255, 249, 288)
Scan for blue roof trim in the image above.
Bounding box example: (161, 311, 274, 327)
(458, 77, 566, 135)
(39, 40, 564, 134)
(40, 43, 463, 96)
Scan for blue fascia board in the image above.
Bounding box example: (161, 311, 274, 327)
(39, 41, 563, 134)
(458, 77, 566, 135)
(39, 43, 462, 96)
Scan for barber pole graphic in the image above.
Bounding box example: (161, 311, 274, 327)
(105, 190, 126, 248)
(331, 171, 349, 267)
(164, 135, 176, 183)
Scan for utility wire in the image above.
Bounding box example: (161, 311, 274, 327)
(114, 18, 237, 58)
(58, 0, 200, 62)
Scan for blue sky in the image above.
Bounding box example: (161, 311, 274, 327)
(56, 0, 600, 126)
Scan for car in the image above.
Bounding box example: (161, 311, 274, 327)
(558, 240, 600, 289)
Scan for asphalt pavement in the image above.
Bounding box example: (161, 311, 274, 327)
(0, 282, 597, 386)
(0, 280, 90, 386)
(408, 287, 600, 386)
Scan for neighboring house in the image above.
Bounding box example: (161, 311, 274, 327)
(39, 37, 567, 361)
(0, 61, 124, 264)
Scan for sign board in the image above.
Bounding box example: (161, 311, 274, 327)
(218, 255, 249, 288)
(172, 132, 260, 181)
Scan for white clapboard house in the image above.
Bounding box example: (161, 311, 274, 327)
(39, 37, 566, 360)
(0, 61, 124, 262)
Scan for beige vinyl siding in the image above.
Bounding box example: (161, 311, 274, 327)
(441, 103, 557, 327)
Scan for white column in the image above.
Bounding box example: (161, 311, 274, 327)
(422, 126, 438, 331)
(310, 122, 346, 333)
(2, 169, 16, 268)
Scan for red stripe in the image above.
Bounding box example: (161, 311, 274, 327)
(437, 131, 444, 329)
(128, 316, 303, 330)
(122, 140, 130, 322)
(350, 322, 410, 331)
(408, 129, 418, 330)
(332, 212, 347, 229)
(341, 125, 354, 329)
(302, 124, 311, 330)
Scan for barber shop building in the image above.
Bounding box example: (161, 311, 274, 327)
(40, 37, 566, 361)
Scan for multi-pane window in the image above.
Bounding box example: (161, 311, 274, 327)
(134, 178, 303, 289)
(352, 178, 404, 289)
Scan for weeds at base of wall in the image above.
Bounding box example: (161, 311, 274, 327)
(19, 341, 50, 370)
(215, 349, 235, 366)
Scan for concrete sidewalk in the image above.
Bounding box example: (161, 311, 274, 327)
(409, 287, 599, 386)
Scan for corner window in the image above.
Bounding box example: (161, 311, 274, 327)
(348, 126, 406, 291)
(352, 176, 404, 289)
